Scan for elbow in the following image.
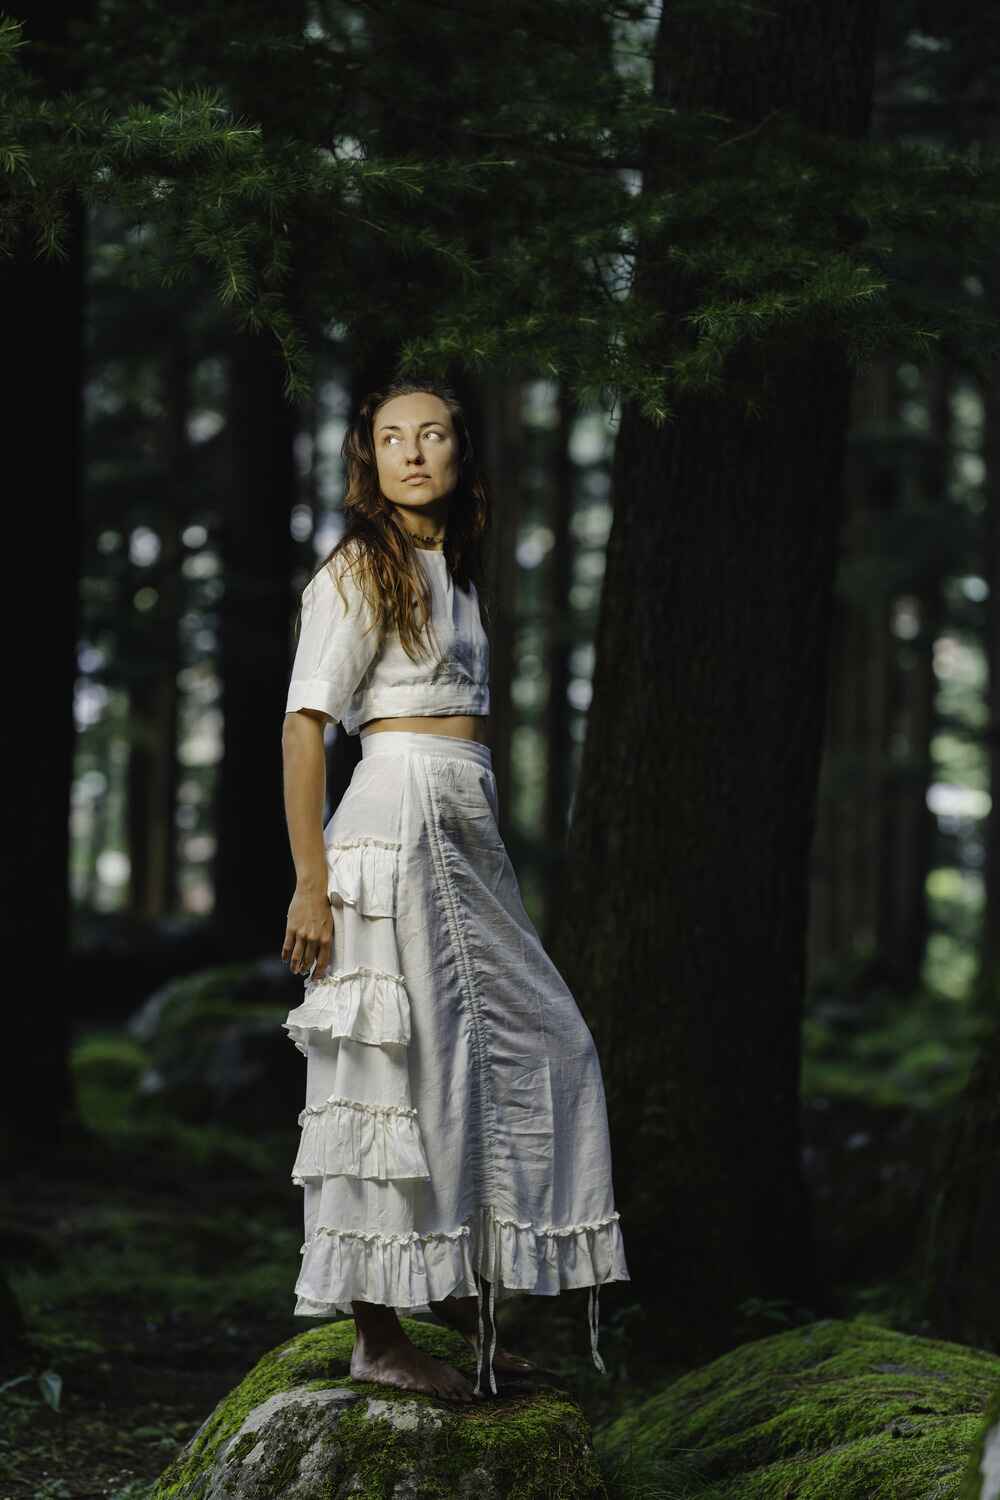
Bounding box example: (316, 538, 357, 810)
(282, 707, 331, 748)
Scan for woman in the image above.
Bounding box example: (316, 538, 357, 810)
(280, 378, 629, 1402)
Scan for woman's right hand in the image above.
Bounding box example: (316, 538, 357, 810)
(283, 882, 334, 980)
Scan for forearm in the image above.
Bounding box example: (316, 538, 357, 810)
(281, 714, 329, 889)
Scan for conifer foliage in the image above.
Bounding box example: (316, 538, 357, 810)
(2, 0, 1000, 411)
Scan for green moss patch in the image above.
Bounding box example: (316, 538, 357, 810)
(151, 1315, 607, 1499)
(596, 1317, 1000, 1499)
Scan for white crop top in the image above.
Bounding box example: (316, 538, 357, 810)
(284, 543, 491, 736)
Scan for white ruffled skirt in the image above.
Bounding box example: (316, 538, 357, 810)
(282, 730, 630, 1393)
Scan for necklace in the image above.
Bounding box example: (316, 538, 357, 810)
(411, 531, 446, 550)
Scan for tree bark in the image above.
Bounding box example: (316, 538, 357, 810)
(883, 358, 946, 990)
(0, 1, 93, 1149)
(215, 328, 299, 954)
(807, 354, 940, 995)
(809, 358, 897, 977)
(478, 376, 524, 847)
(552, 0, 880, 1358)
(542, 383, 578, 949)
(214, 3, 306, 953)
(126, 334, 186, 919)
(916, 1021, 1000, 1346)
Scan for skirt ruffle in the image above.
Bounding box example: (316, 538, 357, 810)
(294, 1206, 628, 1315)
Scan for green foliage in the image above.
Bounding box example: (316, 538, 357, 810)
(3, 4, 1000, 415)
(11, 1221, 291, 1339)
(802, 960, 991, 1112)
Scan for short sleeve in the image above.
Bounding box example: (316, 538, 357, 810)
(284, 547, 382, 724)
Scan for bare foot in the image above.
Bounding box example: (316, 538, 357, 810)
(428, 1293, 538, 1375)
(350, 1333, 476, 1402)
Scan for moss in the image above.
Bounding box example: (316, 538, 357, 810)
(71, 1032, 151, 1133)
(334, 1383, 602, 1499)
(596, 1318, 1000, 1500)
(138, 965, 286, 1046)
(151, 1316, 606, 1499)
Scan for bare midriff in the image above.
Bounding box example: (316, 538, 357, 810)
(359, 714, 490, 744)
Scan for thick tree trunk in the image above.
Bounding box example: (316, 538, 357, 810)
(215, 328, 298, 954)
(552, 0, 879, 1357)
(214, 6, 306, 953)
(0, 2, 93, 1149)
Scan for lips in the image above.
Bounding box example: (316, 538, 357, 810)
(404, 475, 429, 483)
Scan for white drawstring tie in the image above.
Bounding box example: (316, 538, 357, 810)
(472, 1204, 499, 1396)
(588, 1283, 607, 1373)
(472, 1205, 609, 1394)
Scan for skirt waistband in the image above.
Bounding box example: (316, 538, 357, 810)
(359, 729, 493, 769)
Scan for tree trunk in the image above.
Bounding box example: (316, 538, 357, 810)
(882, 358, 946, 991)
(0, 1, 93, 1149)
(215, 326, 298, 953)
(126, 336, 186, 919)
(979, 263, 1000, 1006)
(916, 1020, 1000, 1346)
(210, 0, 308, 953)
(808, 354, 940, 995)
(551, 0, 879, 1358)
(543, 383, 577, 949)
(478, 376, 524, 848)
(809, 358, 897, 977)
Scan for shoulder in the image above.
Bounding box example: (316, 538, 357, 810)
(302, 539, 381, 633)
(304, 539, 366, 599)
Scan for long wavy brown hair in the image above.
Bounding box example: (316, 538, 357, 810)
(298, 378, 492, 663)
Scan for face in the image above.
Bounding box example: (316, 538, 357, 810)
(372, 391, 459, 517)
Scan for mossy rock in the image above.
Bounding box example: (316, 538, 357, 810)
(151, 1315, 606, 1499)
(596, 1317, 1000, 1499)
(959, 1383, 1000, 1499)
(126, 960, 303, 1127)
(128, 960, 300, 1048)
(71, 1032, 151, 1133)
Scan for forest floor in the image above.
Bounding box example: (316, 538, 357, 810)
(1, 983, 960, 1500)
(0, 1082, 664, 1498)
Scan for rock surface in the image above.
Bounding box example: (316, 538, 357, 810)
(596, 1317, 1000, 1499)
(127, 958, 302, 1126)
(151, 1315, 606, 1499)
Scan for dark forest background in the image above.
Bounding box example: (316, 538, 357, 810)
(5, 0, 1000, 1494)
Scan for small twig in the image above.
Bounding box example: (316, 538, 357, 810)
(712, 107, 784, 150)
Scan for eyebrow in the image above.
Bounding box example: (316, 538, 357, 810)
(376, 419, 447, 433)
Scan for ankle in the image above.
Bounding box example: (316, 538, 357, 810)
(352, 1301, 405, 1357)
